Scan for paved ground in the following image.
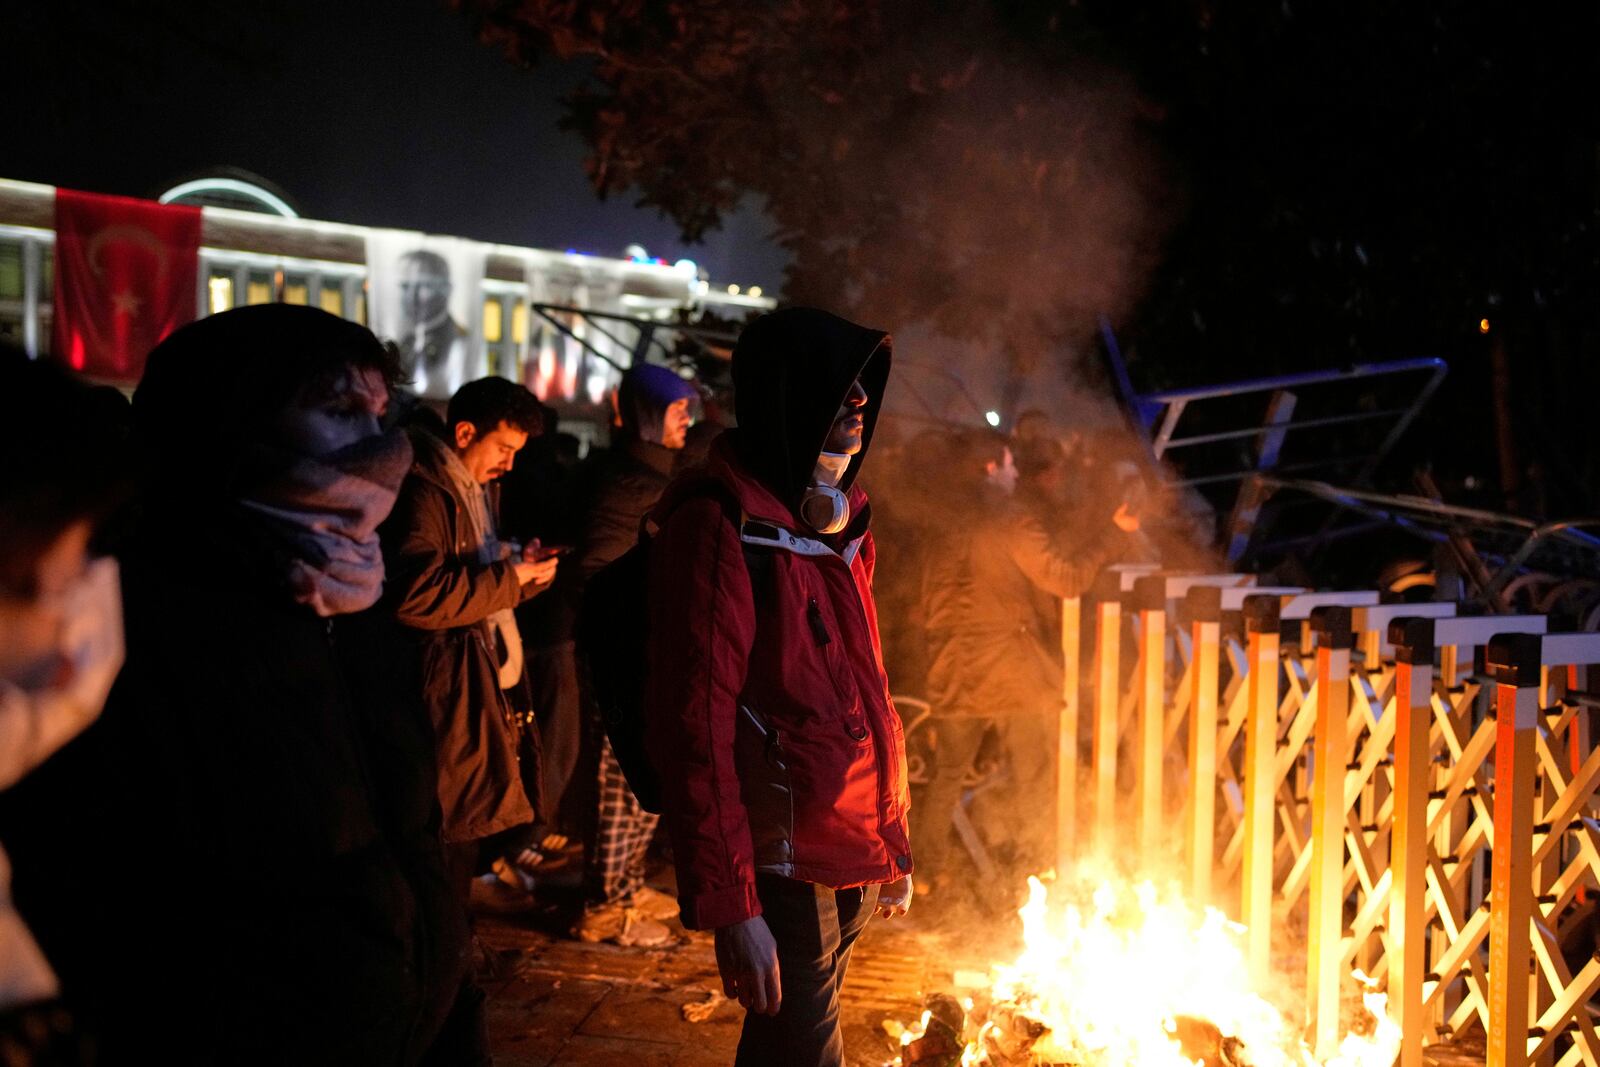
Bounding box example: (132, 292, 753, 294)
(475, 888, 943, 1067)
(474, 867, 1487, 1065)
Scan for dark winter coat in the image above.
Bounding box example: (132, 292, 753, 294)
(520, 438, 680, 650)
(644, 308, 911, 931)
(922, 487, 1119, 718)
(381, 433, 537, 843)
(0, 518, 469, 1063)
(577, 438, 678, 583)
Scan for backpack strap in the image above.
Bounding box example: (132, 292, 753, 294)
(641, 481, 771, 606)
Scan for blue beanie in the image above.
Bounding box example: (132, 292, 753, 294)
(619, 363, 697, 435)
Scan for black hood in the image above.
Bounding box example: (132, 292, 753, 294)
(729, 307, 892, 512)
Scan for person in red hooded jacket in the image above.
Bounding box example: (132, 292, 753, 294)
(644, 307, 913, 1067)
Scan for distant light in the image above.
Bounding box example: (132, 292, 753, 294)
(985, 410, 1001, 427)
(748, 285, 763, 299)
(674, 258, 698, 275)
(1479, 317, 1491, 335)
(727, 284, 741, 295)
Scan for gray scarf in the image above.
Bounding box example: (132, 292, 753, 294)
(427, 435, 525, 689)
(239, 430, 413, 617)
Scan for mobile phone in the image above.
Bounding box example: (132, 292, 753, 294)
(532, 545, 573, 561)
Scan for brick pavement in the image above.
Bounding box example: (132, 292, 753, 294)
(474, 889, 953, 1067)
(474, 877, 1488, 1065)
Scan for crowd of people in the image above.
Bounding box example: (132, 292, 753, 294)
(0, 301, 1153, 1066)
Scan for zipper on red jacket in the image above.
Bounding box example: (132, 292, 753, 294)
(832, 554, 910, 837)
(806, 597, 832, 646)
(800, 544, 910, 869)
(810, 595, 869, 744)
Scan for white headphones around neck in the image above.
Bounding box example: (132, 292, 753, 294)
(801, 451, 853, 534)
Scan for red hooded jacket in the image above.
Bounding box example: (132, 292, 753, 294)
(643, 308, 912, 930)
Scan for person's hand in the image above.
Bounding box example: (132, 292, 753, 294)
(1112, 502, 1141, 533)
(875, 875, 913, 920)
(714, 915, 781, 1016)
(513, 556, 559, 587)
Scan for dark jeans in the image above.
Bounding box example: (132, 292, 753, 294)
(734, 875, 880, 1067)
(527, 640, 582, 834)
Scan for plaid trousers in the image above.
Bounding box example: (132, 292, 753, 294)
(586, 735, 659, 905)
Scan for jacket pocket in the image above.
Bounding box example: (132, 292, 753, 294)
(805, 595, 869, 742)
(736, 703, 795, 873)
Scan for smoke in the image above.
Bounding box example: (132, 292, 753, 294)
(767, 7, 1176, 442)
(771, 6, 1222, 566)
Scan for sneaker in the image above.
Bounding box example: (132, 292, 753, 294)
(615, 908, 675, 948)
(572, 901, 675, 948)
(470, 873, 538, 915)
(629, 885, 681, 921)
(492, 855, 537, 894)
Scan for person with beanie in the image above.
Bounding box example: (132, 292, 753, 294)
(570, 362, 698, 946)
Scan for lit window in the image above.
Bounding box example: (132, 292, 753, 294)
(283, 280, 309, 305)
(246, 275, 273, 305)
(357, 291, 368, 325)
(511, 301, 528, 345)
(483, 297, 503, 344)
(319, 286, 343, 317)
(0, 243, 21, 300)
(208, 276, 234, 315)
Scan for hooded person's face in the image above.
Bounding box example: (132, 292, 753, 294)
(822, 377, 869, 456)
(269, 366, 389, 459)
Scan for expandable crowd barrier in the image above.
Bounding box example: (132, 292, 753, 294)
(1054, 569, 1600, 1065)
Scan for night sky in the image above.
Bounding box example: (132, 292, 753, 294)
(4, 0, 788, 290)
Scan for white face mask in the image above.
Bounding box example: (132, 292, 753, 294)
(800, 451, 853, 534)
(0, 558, 124, 791)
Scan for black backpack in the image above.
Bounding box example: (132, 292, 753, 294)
(576, 489, 766, 813)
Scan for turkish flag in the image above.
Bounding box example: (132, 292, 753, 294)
(52, 188, 202, 381)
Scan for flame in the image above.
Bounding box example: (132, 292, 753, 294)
(893, 874, 1400, 1067)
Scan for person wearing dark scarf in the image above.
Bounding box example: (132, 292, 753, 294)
(2, 306, 485, 1063)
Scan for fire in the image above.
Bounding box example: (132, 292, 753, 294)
(893, 874, 1400, 1067)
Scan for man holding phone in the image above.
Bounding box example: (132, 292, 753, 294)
(383, 377, 558, 906)
(570, 363, 699, 946)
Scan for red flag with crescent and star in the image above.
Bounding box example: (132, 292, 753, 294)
(52, 188, 202, 380)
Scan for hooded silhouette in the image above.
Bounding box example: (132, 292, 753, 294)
(728, 306, 892, 520)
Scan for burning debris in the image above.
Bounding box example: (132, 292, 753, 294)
(890, 875, 1399, 1067)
